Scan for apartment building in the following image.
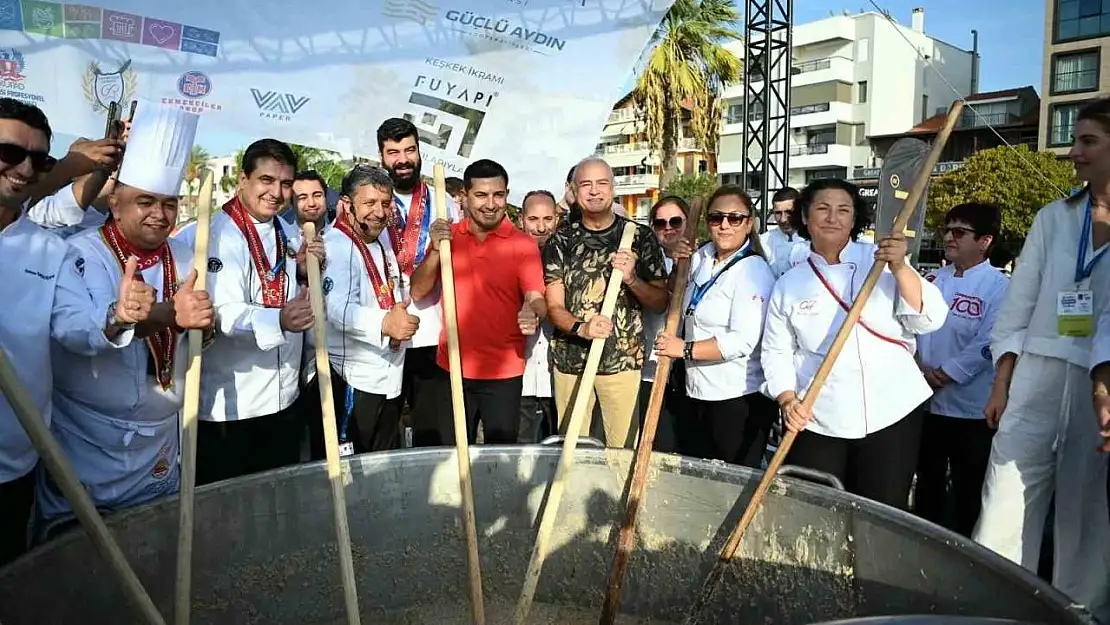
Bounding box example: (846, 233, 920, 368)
(717, 8, 976, 190)
(1040, 0, 1110, 154)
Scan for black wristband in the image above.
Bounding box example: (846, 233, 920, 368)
(683, 341, 695, 361)
(570, 321, 583, 337)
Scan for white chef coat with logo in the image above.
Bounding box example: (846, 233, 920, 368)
(762, 241, 948, 439)
(523, 322, 554, 398)
(0, 214, 133, 483)
(917, 261, 1009, 419)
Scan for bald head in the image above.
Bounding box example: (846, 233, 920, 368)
(571, 157, 614, 217)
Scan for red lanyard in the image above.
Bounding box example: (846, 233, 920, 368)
(807, 258, 911, 353)
(388, 182, 427, 276)
(335, 218, 396, 309)
(224, 197, 289, 308)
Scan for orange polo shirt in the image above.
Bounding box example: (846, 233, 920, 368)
(436, 217, 545, 380)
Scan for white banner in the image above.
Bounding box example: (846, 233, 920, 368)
(0, 0, 670, 198)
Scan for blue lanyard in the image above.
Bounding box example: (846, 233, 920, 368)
(1075, 197, 1108, 283)
(268, 221, 290, 281)
(341, 386, 354, 443)
(395, 187, 433, 265)
(686, 243, 751, 314)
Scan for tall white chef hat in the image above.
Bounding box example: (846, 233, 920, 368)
(117, 99, 200, 196)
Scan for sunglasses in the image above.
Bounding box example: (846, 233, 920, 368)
(941, 226, 978, 239)
(653, 216, 684, 230)
(707, 212, 750, 227)
(0, 143, 55, 173)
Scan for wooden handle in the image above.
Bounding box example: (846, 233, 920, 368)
(516, 221, 638, 625)
(600, 199, 704, 624)
(433, 163, 486, 625)
(303, 221, 362, 625)
(175, 168, 214, 625)
(682, 100, 965, 625)
(0, 352, 166, 624)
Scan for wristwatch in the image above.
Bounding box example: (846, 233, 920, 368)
(683, 341, 695, 361)
(570, 321, 584, 337)
(107, 301, 135, 331)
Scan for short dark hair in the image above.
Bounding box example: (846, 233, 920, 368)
(445, 176, 465, 196)
(377, 117, 419, 152)
(771, 186, 799, 204)
(946, 202, 1001, 248)
(792, 178, 872, 242)
(340, 165, 393, 198)
(648, 195, 689, 223)
(707, 185, 767, 260)
(463, 158, 508, 189)
(0, 98, 51, 143)
(241, 139, 297, 176)
(294, 170, 327, 193)
(522, 190, 557, 215)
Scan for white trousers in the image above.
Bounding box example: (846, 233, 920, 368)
(973, 353, 1110, 620)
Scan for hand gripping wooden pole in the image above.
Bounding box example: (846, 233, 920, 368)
(600, 199, 704, 624)
(303, 221, 362, 625)
(433, 163, 486, 625)
(0, 351, 165, 625)
(682, 100, 965, 625)
(516, 221, 639, 625)
(175, 168, 214, 625)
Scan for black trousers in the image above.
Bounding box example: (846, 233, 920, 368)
(329, 368, 403, 456)
(405, 346, 450, 447)
(0, 470, 34, 566)
(787, 407, 925, 510)
(675, 393, 776, 467)
(914, 412, 995, 537)
(427, 368, 523, 445)
(519, 396, 557, 443)
(637, 380, 683, 453)
(196, 403, 304, 486)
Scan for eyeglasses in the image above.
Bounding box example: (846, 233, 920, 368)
(653, 216, 684, 230)
(0, 143, 55, 173)
(941, 226, 979, 239)
(707, 212, 750, 227)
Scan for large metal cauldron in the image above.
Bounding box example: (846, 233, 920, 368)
(0, 448, 1095, 624)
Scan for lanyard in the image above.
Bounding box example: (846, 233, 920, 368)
(1076, 196, 1108, 283)
(685, 243, 751, 315)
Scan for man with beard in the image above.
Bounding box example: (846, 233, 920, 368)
(760, 186, 807, 277)
(0, 98, 148, 564)
(543, 157, 668, 449)
(35, 103, 216, 541)
(284, 169, 335, 235)
(198, 138, 324, 484)
(375, 118, 460, 446)
(411, 159, 545, 444)
(313, 166, 419, 457)
(518, 190, 560, 442)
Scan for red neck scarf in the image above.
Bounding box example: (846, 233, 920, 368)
(388, 182, 428, 276)
(223, 197, 289, 308)
(335, 218, 396, 309)
(99, 220, 179, 390)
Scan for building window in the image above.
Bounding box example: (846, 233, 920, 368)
(1049, 101, 1087, 146)
(1052, 50, 1100, 93)
(858, 81, 868, 104)
(805, 168, 847, 183)
(1056, 0, 1110, 42)
(858, 38, 870, 62)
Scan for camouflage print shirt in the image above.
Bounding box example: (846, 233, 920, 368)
(543, 216, 668, 375)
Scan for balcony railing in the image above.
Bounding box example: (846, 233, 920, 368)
(958, 112, 1017, 128)
(790, 102, 832, 116)
(677, 137, 699, 150)
(793, 58, 832, 74)
(607, 108, 638, 124)
(791, 143, 831, 156)
(601, 141, 649, 154)
(614, 174, 655, 187)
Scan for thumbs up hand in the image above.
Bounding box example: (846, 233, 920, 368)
(518, 300, 538, 336)
(173, 269, 214, 330)
(115, 257, 156, 325)
(279, 286, 315, 332)
(383, 297, 419, 342)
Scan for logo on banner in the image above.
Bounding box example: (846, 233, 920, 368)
(0, 48, 25, 82)
(82, 58, 137, 113)
(178, 71, 211, 98)
(444, 10, 567, 55)
(250, 88, 310, 122)
(403, 74, 497, 160)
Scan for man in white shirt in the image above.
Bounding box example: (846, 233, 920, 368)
(0, 98, 147, 564)
(374, 118, 460, 446)
(315, 165, 418, 458)
(760, 187, 806, 277)
(199, 138, 324, 484)
(913, 203, 1009, 537)
(36, 102, 216, 540)
(517, 190, 561, 442)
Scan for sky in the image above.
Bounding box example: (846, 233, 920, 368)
(49, 0, 1045, 160)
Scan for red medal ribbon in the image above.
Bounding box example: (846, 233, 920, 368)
(807, 258, 912, 353)
(223, 197, 288, 308)
(99, 221, 180, 390)
(335, 218, 396, 310)
(388, 182, 427, 276)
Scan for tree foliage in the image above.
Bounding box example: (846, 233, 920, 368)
(663, 172, 719, 240)
(926, 144, 1076, 252)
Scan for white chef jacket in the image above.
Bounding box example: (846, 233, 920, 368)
(24, 184, 83, 229)
(380, 186, 460, 349)
(917, 261, 1009, 419)
(641, 256, 675, 383)
(322, 227, 405, 398)
(523, 322, 554, 398)
(202, 209, 304, 421)
(0, 214, 132, 483)
(760, 228, 806, 278)
(762, 241, 948, 439)
(683, 245, 776, 400)
(38, 229, 193, 520)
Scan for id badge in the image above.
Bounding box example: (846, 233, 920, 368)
(338, 441, 355, 458)
(1057, 289, 1095, 337)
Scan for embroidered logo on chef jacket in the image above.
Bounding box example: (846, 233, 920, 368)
(950, 293, 983, 319)
(151, 444, 172, 480)
(322, 276, 333, 295)
(796, 298, 819, 315)
(981, 345, 992, 360)
(207, 257, 223, 273)
(75, 257, 85, 277)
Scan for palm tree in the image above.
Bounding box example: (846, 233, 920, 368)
(633, 0, 742, 187)
(185, 145, 212, 184)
